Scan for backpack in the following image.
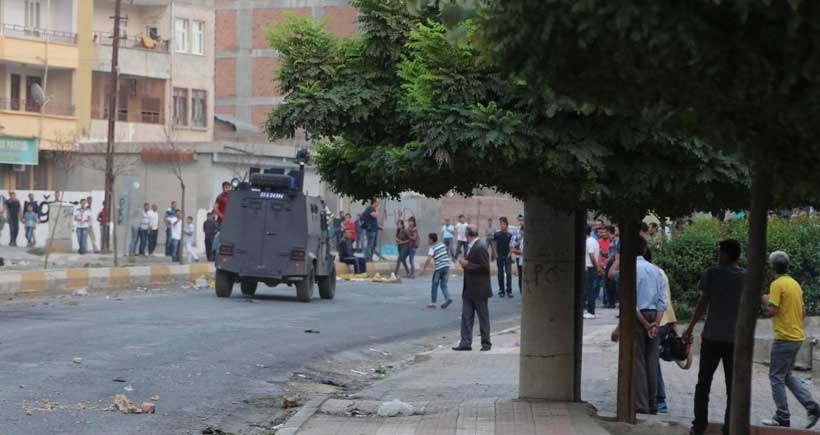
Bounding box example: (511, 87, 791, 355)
(359, 209, 370, 230)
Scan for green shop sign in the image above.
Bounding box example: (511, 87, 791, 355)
(0, 136, 38, 165)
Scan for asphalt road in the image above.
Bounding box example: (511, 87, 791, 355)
(0, 276, 521, 435)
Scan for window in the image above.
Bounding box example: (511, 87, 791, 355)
(174, 18, 188, 52)
(192, 21, 205, 55)
(25, 1, 41, 30)
(191, 90, 207, 128)
(173, 88, 188, 126)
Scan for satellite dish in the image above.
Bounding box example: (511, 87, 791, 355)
(30, 83, 46, 106)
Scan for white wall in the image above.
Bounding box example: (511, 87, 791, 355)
(4, 0, 76, 33)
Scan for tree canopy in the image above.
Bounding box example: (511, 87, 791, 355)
(265, 0, 748, 219)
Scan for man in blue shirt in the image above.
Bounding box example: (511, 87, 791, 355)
(634, 237, 667, 414)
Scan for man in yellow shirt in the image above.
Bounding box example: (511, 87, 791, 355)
(761, 251, 820, 429)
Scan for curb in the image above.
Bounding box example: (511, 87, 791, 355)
(276, 396, 328, 435)
(0, 263, 214, 298)
(335, 260, 518, 277)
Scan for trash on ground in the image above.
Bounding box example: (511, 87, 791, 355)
(321, 379, 345, 387)
(339, 273, 369, 281)
(111, 394, 141, 414)
(112, 378, 127, 383)
(371, 273, 400, 284)
(72, 357, 83, 364)
(71, 288, 88, 297)
(282, 395, 303, 409)
(140, 402, 156, 414)
(369, 348, 391, 356)
(150, 395, 160, 401)
(201, 428, 227, 435)
(304, 329, 320, 334)
(374, 365, 387, 375)
(350, 369, 368, 375)
(123, 385, 134, 392)
(377, 399, 415, 417)
(194, 277, 208, 288)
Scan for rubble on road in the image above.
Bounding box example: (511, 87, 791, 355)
(281, 395, 303, 409)
(377, 399, 415, 417)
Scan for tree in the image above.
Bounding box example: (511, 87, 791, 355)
(478, 1, 820, 432)
(266, 0, 747, 416)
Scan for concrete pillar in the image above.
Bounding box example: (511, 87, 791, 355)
(518, 201, 581, 401)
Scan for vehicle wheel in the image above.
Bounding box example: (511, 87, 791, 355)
(296, 269, 315, 302)
(318, 265, 336, 300)
(240, 280, 258, 296)
(215, 270, 235, 298)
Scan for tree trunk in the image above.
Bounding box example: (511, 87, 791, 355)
(518, 200, 581, 401)
(730, 168, 770, 435)
(616, 217, 640, 423)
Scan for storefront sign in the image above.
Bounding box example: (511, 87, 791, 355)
(0, 136, 38, 165)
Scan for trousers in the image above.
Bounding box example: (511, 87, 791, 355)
(460, 296, 491, 348)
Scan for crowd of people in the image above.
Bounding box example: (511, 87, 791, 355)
(590, 216, 820, 433)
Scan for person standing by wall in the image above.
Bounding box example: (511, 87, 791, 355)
(406, 217, 419, 278)
(761, 251, 820, 429)
(453, 225, 492, 352)
(147, 204, 159, 256)
(168, 209, 182, 263)
(84, 196, 98, 253)
(510, 225, 524, 294)
(203, 212, 217, 262)
(23, 193, 39, 247)
(441, 218, 455, 258)
(454, 214, 468, 257)
(23, 204, 37, 247)
(484, 218, 495, 261)
(421, 233, 453, 309)
(183, 216, 199, 263)
(633, 238, 667, 414)
(683, 239, 744, 435)
(394, 219, 412, 277)
(164, 200, 177, 257)
(73, 198, 91, 255)
(362, 198, 380, 262)
(5, 192, 21, 247)
(138, 203, 151, 256)
(492, 217, 514, 298)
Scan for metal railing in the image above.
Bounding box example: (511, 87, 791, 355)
(0, 98, 76, 117)
(0, 23, 77, 45)
(92, 31, 170, 53)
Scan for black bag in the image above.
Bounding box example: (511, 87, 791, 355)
(660, 327, 688, 362)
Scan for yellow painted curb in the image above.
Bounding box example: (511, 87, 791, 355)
(109, 268, 130, 288)
(150, 266, 171, 285)
(189, 264, 211, 281)
(65, 269, 90, 290)
(20, 271, 45, 294)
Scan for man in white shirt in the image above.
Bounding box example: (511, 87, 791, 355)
(73, 198, 92, 254)
(168, 209, 182, 263)
(147, 204, 160, 255)
(584, 224, 602, 319)
(455, 214, 468, 257)
(138, 203, 151, 256)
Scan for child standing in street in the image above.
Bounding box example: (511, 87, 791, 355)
(23, 204, 37, 247)
(420, 233, 453, 309)
(184, 216, 200, 263)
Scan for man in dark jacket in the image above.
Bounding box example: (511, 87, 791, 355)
(453, 224, 492, 351)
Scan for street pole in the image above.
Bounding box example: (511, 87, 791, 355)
(102, 0, 122, 254)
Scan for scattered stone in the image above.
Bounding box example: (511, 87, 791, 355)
(150, 395, 160, 401)
(72, 357, 82, 364)
(123, 385, 134, 392)
(111, 394, 139, 414)
(374, 365, 387, 375)
(140, 402, 156, 414)
(282, 395, 303, 409)
(377, 399, 415, 417)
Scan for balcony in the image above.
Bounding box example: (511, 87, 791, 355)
(0, 98, 75, 117)
(0, 23, 77, 44)
(91, 31, 171, 79)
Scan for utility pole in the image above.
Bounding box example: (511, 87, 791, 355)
(101, 0, 123, 254)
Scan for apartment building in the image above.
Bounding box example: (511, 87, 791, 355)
(0, 0, 92, 190)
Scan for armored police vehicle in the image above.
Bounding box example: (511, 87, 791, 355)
(214, 152, 336, 302)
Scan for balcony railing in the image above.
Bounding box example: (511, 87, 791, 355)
(0, 23, 77, 45)
(92, 31, 170, 53)
(0, 98, 76, 117)
(91, 106, 164, 125)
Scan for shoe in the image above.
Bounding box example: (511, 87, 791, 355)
(507, 293, 513, 298)
(807, 408, 820, 429)
(441, 299, 453, 309)
(583, 312, 596, 319)
(426, 304, 436, 308)
(761, 417, 790, 427)
(656, 402, 668, 414)
(480, 346, 492, 351)
(452, 345, 472, 351)
(498, 292, 505, 297)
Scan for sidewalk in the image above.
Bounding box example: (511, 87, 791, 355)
(287, 328, 611, 435)
(284, 308, 820, 435)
